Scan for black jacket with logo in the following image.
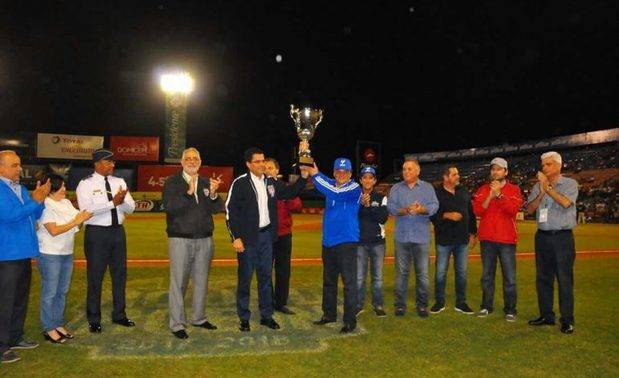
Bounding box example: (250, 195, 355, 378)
(162, 172, 223, 238)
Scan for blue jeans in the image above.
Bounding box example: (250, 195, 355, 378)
(394, 242, 429, 309)
(480, 241, 517, 314)
(434, 244, 468, 305)
(38, 254, 73, 331)
(357, 243, 385, 310)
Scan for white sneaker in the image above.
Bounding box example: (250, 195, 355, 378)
(505, 313, 517, 322)
(477, 309, 490, 317)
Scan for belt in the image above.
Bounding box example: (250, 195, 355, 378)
(85, 224, 124, 229)
(259, 224, 271, 233)
(538, 229, 572, 235)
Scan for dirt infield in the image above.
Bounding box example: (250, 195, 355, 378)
(63, 250, 619, 267)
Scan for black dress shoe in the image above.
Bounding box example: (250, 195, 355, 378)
(339, 324, 356, 334)
(274, 306, 296, 315)
(313, 317, 336, 325)
(113, 318, 136, 327)
(172, 330, 189, 339)
(89, 322, 102, 333)
(43, 331, 66, 344)
(528, 316, 555, 326)
(193, 321, 217, 330)
(239, 320, 250, 332)
(416, 307, 429, 318)
(560, 323, 574, 334)
(260, 318, 280, 330)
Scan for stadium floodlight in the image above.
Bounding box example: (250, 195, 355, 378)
(160, 72, 194, 94)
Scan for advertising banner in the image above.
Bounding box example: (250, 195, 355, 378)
(137, 165, 234, 192)
(37, 133, 104, 160)
(163, 94, 187, 163)
(110, 136, 160, 162)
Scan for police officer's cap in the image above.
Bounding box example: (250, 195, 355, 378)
(93, 148, 114, 162)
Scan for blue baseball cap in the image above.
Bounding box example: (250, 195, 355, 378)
(360, 166, 376, 177)
(333, 158, 352, 171)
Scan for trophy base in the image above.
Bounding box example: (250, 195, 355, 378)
(297, 156, 315, 167)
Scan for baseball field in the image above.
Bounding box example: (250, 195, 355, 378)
(5, 214, 618, 377)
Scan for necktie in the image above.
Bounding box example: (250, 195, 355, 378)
(105, 176, 119, 226)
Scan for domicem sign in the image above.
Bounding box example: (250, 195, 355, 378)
(110, 136, 159, 162)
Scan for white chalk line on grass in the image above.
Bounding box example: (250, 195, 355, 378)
(69, 250, 619, 265)
(85, 327, 366, 360)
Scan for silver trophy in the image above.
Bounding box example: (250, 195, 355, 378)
(290, 104, 323, 167)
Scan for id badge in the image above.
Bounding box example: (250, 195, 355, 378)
(539, 208, 548, 223)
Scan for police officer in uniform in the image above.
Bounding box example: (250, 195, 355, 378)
(76, 149, 136, 333)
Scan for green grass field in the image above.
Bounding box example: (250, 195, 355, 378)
(4, 214, 619, 377)
(71, 213, 619, 260)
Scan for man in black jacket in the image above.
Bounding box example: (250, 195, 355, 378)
(356, 166, 389, 318)
(429, 165, 477, 315)
(225, 146, 309, 332)
(163, 147, 223, 339)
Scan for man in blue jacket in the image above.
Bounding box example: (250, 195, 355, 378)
(309, 158, 361, 334)
(0, 150, 50, 364)
(225, 147, 309, 332)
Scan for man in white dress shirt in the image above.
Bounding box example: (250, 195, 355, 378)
(76, 149, 136, 333)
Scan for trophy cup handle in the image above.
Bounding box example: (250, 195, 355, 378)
(290, 104, 300, 124)
(315, 109, 324, 126)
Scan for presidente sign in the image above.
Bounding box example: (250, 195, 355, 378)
(110, 136, 160, 162)
(37, 133, 104, 160)
(137, 165, 234, 192)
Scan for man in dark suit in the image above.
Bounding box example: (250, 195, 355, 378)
(225, 146, 309, 332)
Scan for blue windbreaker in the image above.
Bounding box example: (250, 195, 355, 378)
(311, 172, 361, 247)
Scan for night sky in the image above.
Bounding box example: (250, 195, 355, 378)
(1, 1, 617, 174)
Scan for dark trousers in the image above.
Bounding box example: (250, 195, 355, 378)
(84, 225, 127, 323)
(0, 258, 31, 354)
(272, 233, 292, 309)
(480, 241, 517, 314)
(321, 243, 358, 326)
(237, 230, 274, 321)
(535, 230, 575, 324)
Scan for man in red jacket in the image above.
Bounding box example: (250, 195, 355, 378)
(472, 157, 523, 321)
(265, 158, 303, 315)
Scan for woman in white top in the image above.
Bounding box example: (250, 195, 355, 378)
(37, 174, 91, 343)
